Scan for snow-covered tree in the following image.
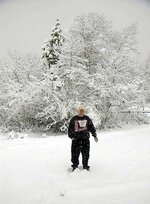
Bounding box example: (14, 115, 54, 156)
(42, 19, 65, 68)
(0, 14, 149, 133)
(142, 55, 150, 103)
(58, 13, 148, 129)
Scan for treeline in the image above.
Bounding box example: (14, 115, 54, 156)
(0, 13, 150, 132)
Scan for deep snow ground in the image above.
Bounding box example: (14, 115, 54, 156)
(0, 125, 150, 204)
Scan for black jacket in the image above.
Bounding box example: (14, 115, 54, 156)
(68, 115, 97, 140)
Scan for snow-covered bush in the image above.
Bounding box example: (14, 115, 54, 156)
(0, 51, 45, 131)
(142, 55, 150, 103)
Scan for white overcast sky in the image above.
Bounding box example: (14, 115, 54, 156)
(0, 0, 150, 61)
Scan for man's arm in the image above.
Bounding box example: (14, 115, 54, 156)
(88, 117, 98, 142)
(68, 117, 75, 139)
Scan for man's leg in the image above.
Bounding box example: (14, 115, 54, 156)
(71, 139, 80, 169)
(81, 139, 90, 169)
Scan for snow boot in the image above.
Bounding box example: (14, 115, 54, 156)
(83, 166, 90, 171)
(71, 165, 78, 172)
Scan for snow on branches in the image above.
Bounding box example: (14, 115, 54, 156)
(0, 15, 149, 132)
(42, 19, 65, 68)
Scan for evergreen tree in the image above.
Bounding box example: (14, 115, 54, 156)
(42, 19, 65, 68)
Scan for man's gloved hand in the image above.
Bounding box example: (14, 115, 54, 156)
(94, 137, 98, 142)
(93, 134, 98, 142)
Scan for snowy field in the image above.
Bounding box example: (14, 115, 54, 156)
(0, 125, 150, 204)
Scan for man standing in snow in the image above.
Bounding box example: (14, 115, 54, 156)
(68, 107, 98, 171)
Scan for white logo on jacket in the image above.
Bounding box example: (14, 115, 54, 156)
(78, 120, 87, 127)
(74, 120, 87, 132)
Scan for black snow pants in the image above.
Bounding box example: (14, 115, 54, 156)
(71, 138, 90, 168)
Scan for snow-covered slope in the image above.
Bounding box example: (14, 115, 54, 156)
(1, 125, 150, 204)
